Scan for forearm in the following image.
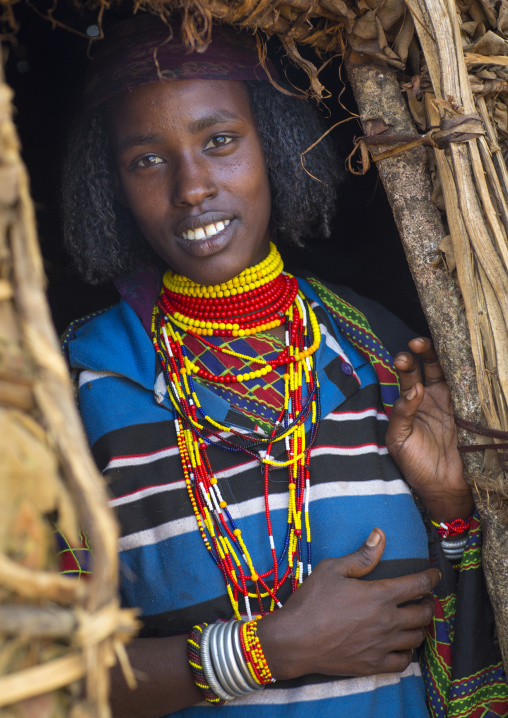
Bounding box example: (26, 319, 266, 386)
(110, 635, 202, 718)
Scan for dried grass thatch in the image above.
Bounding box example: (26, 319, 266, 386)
(0, 57, 138, 717)
(3, 0, 508, 710)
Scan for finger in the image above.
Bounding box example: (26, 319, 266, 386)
(386, 382, 424, 445)
(393, 350, 423, 394)
(378, 650, 414, 675)
(407, 337, 445, 385)
(378, 568, 441, 605)
(387, 628, 426, 653)
(395, 594, 436, 629)
(338, 529, 386, 579)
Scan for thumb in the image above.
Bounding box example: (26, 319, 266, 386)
(339, 528, 386, 579)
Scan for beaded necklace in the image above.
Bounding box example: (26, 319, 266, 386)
(151, 244, 322, 618)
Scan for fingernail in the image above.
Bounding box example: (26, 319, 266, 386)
(407, 386, 417, 401)
(366, 529, 381, 547)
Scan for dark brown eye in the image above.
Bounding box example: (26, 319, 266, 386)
(135, 154, 164, 168)
(204, 135, 234, 150)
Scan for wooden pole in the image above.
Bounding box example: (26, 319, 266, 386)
(346, 53, 508, 670)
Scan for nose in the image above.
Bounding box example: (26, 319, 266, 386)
(172, 153, 218, 207)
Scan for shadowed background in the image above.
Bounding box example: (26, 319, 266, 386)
(3, 2, 428, 336)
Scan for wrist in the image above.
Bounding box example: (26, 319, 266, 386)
(415, 488, 474, 523)
(256, 611, 304, 681)
(187, 621, 270, 705)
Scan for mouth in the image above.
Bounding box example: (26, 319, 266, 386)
(179, 219, 231, 241)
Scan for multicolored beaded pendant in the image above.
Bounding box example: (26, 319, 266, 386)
(151, 243, 322, 619)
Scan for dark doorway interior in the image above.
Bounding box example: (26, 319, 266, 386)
(4, 3, 429, 337)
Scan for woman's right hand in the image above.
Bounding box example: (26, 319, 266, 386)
(257, 528, 440, 680)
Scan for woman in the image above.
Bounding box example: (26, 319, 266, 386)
(61, 13, 506, 718)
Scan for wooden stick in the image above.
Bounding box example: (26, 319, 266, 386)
(0, 605, 76, 638)
(0, 555, 86, 606)
(0, 653, 86, 708)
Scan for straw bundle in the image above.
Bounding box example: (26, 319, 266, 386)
(0, 58, 138, 718)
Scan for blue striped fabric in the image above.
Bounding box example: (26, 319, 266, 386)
(67, 282, 431, 718)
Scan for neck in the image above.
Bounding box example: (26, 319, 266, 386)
(160, 243, 294, 340)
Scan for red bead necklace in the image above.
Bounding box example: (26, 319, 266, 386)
(161, 243, 299, 338)
(151, 246, 323, 618)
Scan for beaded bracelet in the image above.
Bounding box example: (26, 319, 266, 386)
(431, 515, 472, 539)
(188, 621, 265, 705)
(187, 623, 229, 705)
(240, 618, 276, 685)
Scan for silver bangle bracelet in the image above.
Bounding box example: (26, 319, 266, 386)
(200, 620, 267, 701)
(209, 623, 242, 698)
(221, 621, 258, 696)
(442, 544, 467, 553)
(201, 624, 236, 702)
(212, 622, 250, 698)
(441, 537, 467, 550)
(441, 535, 467, 562)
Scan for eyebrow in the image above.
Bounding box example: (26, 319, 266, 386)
(116, 110, 244, 156)
(188, 110, 243, 134)
(117, 133, 164, 156)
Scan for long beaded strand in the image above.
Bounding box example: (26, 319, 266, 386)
(151, 247, 321, 616)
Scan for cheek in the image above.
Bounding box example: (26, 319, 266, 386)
(123, 181, 166, 227)
(220, 155, 271, 218)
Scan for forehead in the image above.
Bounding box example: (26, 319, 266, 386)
(105, 80, 255, 143)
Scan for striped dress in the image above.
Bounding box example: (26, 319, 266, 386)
(67, 274, 436, 717)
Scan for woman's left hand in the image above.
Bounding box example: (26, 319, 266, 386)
(386, 337, 473, 523)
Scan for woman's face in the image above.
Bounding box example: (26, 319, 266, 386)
(107, 80, 272, 285)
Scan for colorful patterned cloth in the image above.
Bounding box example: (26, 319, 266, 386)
(421, 511, 508, 717)
(305, 277, 400, 415)
(54, 529, 92, 580)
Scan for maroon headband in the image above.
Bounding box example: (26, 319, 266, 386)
(83, 14, 279, 111)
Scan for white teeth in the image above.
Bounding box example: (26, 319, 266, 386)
(181, 219, 231, 241)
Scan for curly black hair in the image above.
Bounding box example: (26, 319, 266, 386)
(61, 81, 344, 285)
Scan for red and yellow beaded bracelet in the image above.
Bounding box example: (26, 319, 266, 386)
(240, 618, 275, 685)
(431, 515, 472, 539)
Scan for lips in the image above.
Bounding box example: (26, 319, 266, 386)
(174, 212, 236, 258)
(181, 219, 231, 241)
(175, 212, 234, 239)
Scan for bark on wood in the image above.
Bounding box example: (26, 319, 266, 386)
(346, 55, 508, 671)
(346, 55, 478, 416)
(0, 606, 76, 639)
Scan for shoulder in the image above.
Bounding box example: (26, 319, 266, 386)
(296, 273, 418, 358)
(63, 300, 167, 448)
(63, 300, 155, 389)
